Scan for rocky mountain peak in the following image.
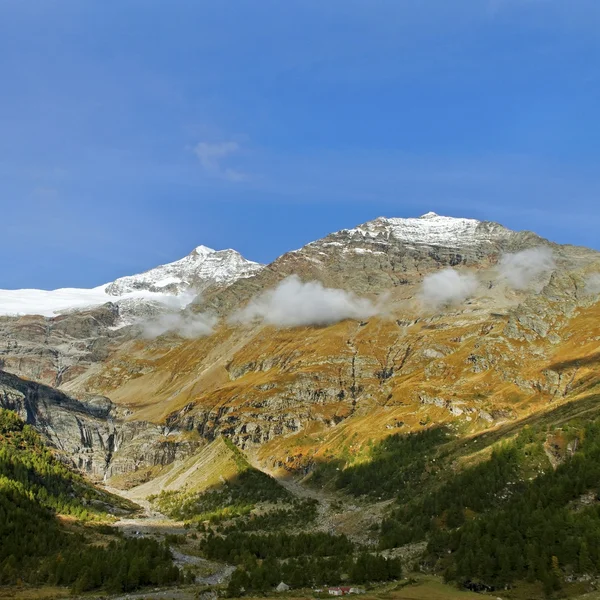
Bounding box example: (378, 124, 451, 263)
(103, 246, 264, 297)
(344, 212, 514, 249)
(0, 245, 264, 318)
(202, 212, 560, 315)
(191, 244, 217, 256)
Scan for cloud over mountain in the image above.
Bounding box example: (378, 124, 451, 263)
(497, 247, 555, 290)
(141, 310, 218, 339)
(586, 273, 600, 295)
(420, 268, 479, 310)
(231, 275, 379, 327)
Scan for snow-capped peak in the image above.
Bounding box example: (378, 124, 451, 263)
(0, 246, 264, 318)
(105, 246, 263, 296)
(344, 213, 508, 248)
(192, 245, 217, 256)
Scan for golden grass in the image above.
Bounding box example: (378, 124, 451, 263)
(74, 299, 600, 477)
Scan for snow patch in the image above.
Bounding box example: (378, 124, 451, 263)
(345, 213, 506, 248)
(0, 286, 192, 318)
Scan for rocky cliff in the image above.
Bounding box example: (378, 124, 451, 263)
(0, 369, 200, 480)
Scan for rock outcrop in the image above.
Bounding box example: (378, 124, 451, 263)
(0, 370, 199, 480)
(0, 304, 128, 388)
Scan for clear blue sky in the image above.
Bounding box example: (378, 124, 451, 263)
(1, 1, 599, 289)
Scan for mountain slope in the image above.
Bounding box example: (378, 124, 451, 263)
(128, 436, 250, 499)
(0, 245, 263, 390)
(67, 214, 600, 463)
(2, 212, 600, 479)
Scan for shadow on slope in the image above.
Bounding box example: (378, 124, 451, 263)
(547, 351, 600, 372)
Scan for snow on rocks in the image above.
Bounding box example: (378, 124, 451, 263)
(344, 212, 510, 248)
(0, 246, 264, 318)
(105, 246, 263, 296)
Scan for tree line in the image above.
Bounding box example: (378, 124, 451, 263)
(226, 552, 402, 596)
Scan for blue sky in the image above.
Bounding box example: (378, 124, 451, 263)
(1, 1, 599, 289)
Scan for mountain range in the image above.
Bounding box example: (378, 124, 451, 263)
(1, 212, 599, 474)
(2, 212, 600, 596)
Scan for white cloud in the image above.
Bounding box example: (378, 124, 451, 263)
(141, 310, 218, 339)
(585, 273, 600, 295)
(420, 268, 479, 310)
(230, 275, 379, 327)
(497, 247, 555, 290)
(139, 294, 218, 339)
(194, 141, 246, 181)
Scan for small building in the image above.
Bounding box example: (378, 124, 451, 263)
(276, 582, 291, 592)
(328, 588, 366, 596)
(328, 587, 352, 596)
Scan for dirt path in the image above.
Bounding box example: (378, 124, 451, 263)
(111, 589, 196, 600)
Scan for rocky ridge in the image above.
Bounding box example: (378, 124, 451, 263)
(201, 212, 564, 315)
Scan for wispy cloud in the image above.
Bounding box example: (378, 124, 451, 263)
(585, 273, 600, 295)
(230, 275, 380, 327)
(194, 141, 247, 182)
(497, 247, 555, 290)
(140, 309, 218, 338)
(419, 268, 479, 310)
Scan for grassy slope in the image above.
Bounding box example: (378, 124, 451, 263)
(147, 436, 291, 522)
(126, 436, 245, 500)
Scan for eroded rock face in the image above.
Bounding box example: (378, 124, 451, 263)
(0, 304, 128, 388)
(0, 370, 198, 479)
